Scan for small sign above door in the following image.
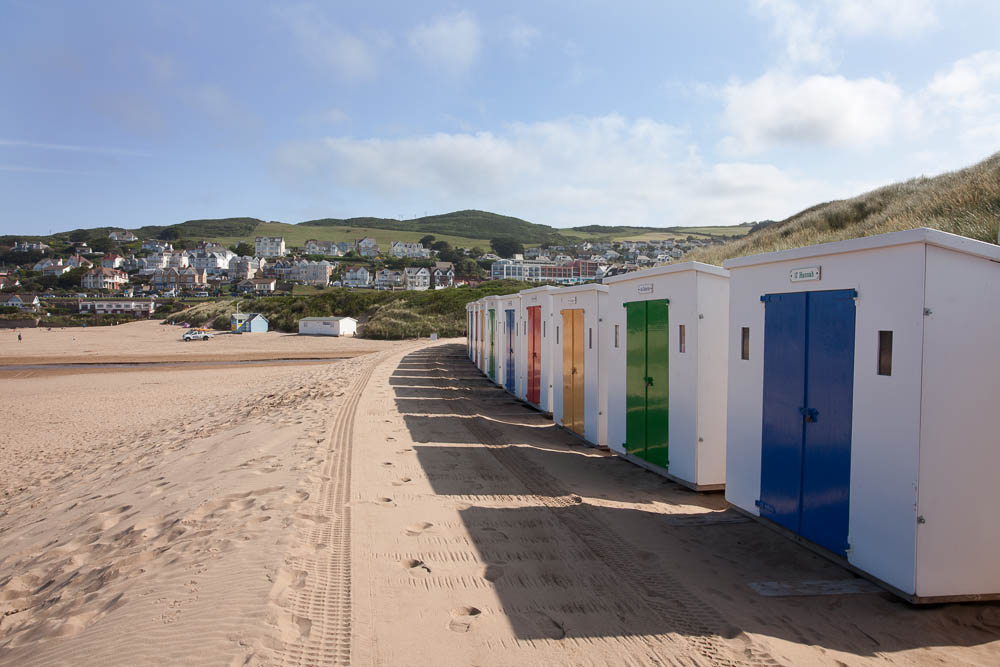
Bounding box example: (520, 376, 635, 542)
(790, 266, 821, 282)
(567, 296, 578, 304)
(637, 283, 654, 294)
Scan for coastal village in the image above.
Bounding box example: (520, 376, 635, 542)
(0, 228, 721, 327)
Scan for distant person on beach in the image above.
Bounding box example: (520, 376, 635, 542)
(18, 332, 22, 342)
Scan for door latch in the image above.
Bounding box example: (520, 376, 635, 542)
(799, 407, 819, 423)
(645, 376, 654, 386)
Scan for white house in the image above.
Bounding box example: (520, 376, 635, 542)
(291, 259, 334, 286)
(724, 228, 1000, 602)
(108, 230, 138, 242)
(342, 265, 372, 288)
(355, 237, 379, 257)
(304, 240, 344, 257)
(298, 316, 358, 336)
(433, 262, 455, 288)
(389, 241, 431, 259)
(375, 268, 404, 290)
(81, 267, 129, 290)
(255, 236, 286, 257)
(0, 293, 40, 311)
(403, 266, 431, 290)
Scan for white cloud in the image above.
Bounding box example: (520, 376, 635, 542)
(278, 5, 377, 80)
(509, 21, 541, 53)
(923, 50, 1000, 149)
(721, 72, 907, 153)
(274, 115, 840, 227)
(409, 11, 481, 75)
(751, 0, 833, 67)
(751, 0, 940, 67)
(831, 0, 938, 38)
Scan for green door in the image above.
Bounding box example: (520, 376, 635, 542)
(645, 300, 670, 468)
(624, 299, 669, 468)
(625, 302, 647, 458)
(488, 309, 496, 380)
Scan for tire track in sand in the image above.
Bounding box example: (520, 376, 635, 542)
(271, 349, 399, 667)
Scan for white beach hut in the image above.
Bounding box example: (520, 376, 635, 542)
(517, 285, 559, 413)
(603, 262, 730, 490)
(551, 283, 608, 447)
(298, 316, 357, 336)
(481, 295, 502, 384)
(496, 293, 522, 395)
(724, 228, 1000, 602)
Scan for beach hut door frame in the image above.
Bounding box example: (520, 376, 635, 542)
(624, 299, 670, 468)
(758, 289, 857, 557)
(527, 306, 541, 405)
(560, 308, 586, 435)
(505, 309, 516, 393)
(488, 309, 496, 380)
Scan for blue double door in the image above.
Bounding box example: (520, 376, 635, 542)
(504, 309, 516, 393)
(759, 289, 856, 557)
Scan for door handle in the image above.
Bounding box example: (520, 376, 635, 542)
(645, 376, 654, 387)
(799, 407, 819, 423)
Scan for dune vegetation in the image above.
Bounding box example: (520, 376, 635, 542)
(689, 151, 1000, 265)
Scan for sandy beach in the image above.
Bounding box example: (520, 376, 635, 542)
(2, 324, 999, 665)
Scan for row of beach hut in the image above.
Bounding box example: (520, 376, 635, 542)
(465, 228, 1000, 603)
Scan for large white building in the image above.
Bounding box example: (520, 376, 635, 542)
(255, 236, 286, 257)
(341, 265, 372, 287)
(403, 266, 431, 290)
(290, 259, 334, 286)
(389, 241, 431, 259)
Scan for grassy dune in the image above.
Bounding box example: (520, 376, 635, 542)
(688, 151, 1000, 266)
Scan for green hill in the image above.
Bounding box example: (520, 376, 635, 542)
(42, 210, 750, 250)
(688, 150, 1000, 266)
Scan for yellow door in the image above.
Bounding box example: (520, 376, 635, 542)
(561, 309, 585, 435)
(572, 309, 585, 434)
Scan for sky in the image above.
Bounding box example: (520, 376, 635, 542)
(3, 0, 1000, 236)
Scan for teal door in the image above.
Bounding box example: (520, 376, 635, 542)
(624, 299, 670, 468)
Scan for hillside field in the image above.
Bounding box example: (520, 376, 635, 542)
(201, 221, 494, 250)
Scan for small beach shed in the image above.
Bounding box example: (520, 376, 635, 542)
(517, 285, 559, 413)
(551, 283, 608, 446)
(482, 295, 502, 383)
(724, 228, 1000, 601)
(495, 293, 522, 394)
(298, 316, 357, 336)
(604, 262, 730, 490)
(231, 312, 268, 333)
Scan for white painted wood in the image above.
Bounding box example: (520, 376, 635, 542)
(517, 286, 559, 413)
(723, 227, 1000, 599)
(604, 262, 730, 488)
(551, 283, 608, 447)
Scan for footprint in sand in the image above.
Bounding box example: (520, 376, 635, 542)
(402, 559, 432, 577)
(381, 461, 394, 467)
(391, 477, 412, 486)
(396, 448, 414, 454)
(448, 606, 482, 633)
(403, 521, 433, 536)
(376, 497, 395, 506)
(482, 563, 506, 582)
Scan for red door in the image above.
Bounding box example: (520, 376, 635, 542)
(527, 306, 541, 404)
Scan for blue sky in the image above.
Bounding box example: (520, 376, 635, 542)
(3, 1, 1000, 236)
